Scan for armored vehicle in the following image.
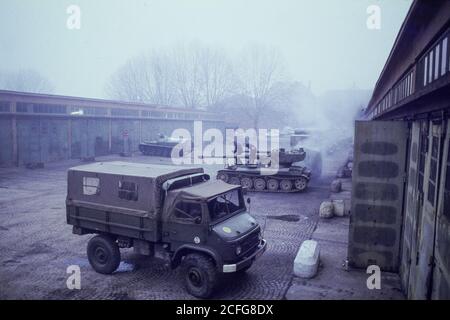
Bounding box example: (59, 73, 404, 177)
(139, 134, 187, 157)
(66, 161, 266, 298)
(217, 148, 311, 192)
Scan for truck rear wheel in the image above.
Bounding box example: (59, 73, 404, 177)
(182, 253, 217, 298)
(87, 235, 121, 274)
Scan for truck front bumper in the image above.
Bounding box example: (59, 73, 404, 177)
(222, 239, 267, 273)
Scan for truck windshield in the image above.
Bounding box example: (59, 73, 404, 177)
(208, 189, 243, 223)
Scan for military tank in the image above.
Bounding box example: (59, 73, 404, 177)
(216, 148, 311, 192)
(139, 134, 188, 157)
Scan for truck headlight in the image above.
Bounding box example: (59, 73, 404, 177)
(235, 245, 242, 255)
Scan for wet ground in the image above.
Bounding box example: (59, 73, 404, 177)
(0, 154, 336, 300)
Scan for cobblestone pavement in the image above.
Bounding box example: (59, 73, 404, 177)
(0, 155, 333, 300)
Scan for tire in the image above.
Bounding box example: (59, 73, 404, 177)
(182, 253, 218, 298)
(294, 177, 308, 191)
(280, 179, 293, 191)
(254, 178, 266, 191)
(267, 178, 279, 191)
(87, 235, 121, 274)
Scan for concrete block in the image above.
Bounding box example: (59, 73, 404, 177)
(332, 200, 345, 217)
(319, 201, 334, 218)
(294, 240, 320, 278)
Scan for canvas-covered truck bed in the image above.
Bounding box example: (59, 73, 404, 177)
(66, 161, 203, 242)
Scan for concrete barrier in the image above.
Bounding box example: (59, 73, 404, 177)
(294, 240, 320, 278)
(319, 201, 334, 218)
(332, 199, 345, 217)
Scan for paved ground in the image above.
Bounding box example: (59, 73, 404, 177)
(286, 177, 405, 300)
(0, 153, 335, 300)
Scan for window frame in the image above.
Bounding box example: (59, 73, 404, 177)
(118, 180, 139, 201)
(170, 201, 205, 224)
(82, 177, 100, 196)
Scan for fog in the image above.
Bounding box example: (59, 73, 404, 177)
(0, 0, 412, 151)
(1, 0, 411, 98)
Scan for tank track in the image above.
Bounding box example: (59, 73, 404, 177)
(216, 171, 309, 193)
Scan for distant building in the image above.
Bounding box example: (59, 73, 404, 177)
(0, 90, 224, 167)
(349, 0, 450, 299)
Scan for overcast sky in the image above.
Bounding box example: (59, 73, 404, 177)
(0, 0, 412, 98)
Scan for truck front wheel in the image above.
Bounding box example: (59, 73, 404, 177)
(182, 253, 217, 298)
(87, 235, 121, 274)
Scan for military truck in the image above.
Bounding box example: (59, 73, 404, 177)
(66, 161, 266, 298)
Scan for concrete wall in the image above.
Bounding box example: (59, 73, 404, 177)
(348, 121, 408, 272)
(350, 118, 450, 299)
(0, 115, 225, 167)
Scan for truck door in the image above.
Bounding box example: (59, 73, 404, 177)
(348, 120, 408, 272)
(163, 201, 207, 247)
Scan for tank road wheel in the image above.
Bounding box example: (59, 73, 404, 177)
(241, 177, 253, 189)
(254, 178, 266, 191)
(280, 179, 293, 192)
(217, 172, 229, 182)
(87, 235, 121, 274)
(183, 253, 218, 298)
(267, 178, 279, 191)
(294, 177, 308, 191)
(229, 177, 241, 185)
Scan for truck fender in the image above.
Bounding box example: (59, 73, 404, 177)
(171, 245, 222, 270)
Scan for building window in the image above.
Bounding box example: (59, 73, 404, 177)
(424, 56, 428, 87)
(442, 37, 448, 76)
(83, 177, 100, 195)
(444, 139, 450, 219)
(0, 101, 10, 112)
(16, 102, 29, 112)
(435, 44, 440, 80)
(70, 106, 108, 116)
(118, 181, 138, 201)
(429, 51, 434, 84)
(418, 125, 428, 195)
(33, 104, 67, 114)
(111, 108, 139, 117)
(428, 136, 439, 205)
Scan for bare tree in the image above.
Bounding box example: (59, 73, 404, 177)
(172, 43, 204, 109)
(235, 45, 287, 129)
(0, 69, 54, 93)
(198, 47, 236, 106)
(106, 51, 177, 105)
(107, 43, 237, 109)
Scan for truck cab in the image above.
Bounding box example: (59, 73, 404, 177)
(66, 161, 266, 298)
